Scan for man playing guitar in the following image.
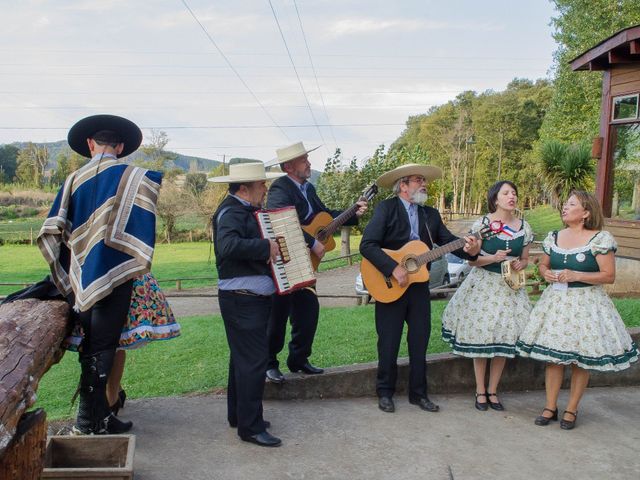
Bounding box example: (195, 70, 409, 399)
(359, 163, 480, 414)
(264, 142, 368, 383)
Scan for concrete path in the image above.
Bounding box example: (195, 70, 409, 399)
(125, 386, 640, 480)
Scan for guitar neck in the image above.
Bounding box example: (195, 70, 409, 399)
(321, 202, 359, 237)
(415, 231, 479, 266)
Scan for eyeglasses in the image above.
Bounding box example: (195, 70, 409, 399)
(407, 176, 426, 184)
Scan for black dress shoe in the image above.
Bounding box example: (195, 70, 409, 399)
(240, 431, 282, 447)
(560, 410, 578, 430)
(288, 361, 324, 375)
(534, 407, 558, 426)
(378, 396, 395, 413)
(409, 397, 440, 412)
(265, 368, 285, 383)
(230, 420, 271, 429)
(487, 392, 504, 411)
(104, 414, 133, 434)
(475, 393, 488, 411)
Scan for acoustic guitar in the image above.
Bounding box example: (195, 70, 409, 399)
(360, 223, 498, 303)
(302, 184, 378, 271)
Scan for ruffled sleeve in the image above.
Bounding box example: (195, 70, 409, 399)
(522, 220, 534, 246)
(470, 216, 487, 234)
(590, 230, 618, 256)
(541, 231, 555, 255)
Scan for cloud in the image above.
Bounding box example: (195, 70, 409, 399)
(328, 17, 502, 37)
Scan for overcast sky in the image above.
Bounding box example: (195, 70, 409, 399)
(0, 0, 557, 170)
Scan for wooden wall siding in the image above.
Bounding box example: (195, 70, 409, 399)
(610, 65, 640, 96)
(605, 219, 640, 260)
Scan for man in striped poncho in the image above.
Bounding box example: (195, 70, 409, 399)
(38, 114, 161, 435)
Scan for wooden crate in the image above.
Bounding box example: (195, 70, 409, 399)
(41, 435, 135, 480)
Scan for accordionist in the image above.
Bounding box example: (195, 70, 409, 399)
(209, 161, 285, 448)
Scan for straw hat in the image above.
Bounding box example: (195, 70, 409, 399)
(376, 163, 442, 188)
(265, 142, 320, 167)
(67, 114, 142, 158)
(207, 162, 285, 183)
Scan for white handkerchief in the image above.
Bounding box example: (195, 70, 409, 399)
(552, 282, 568, 291)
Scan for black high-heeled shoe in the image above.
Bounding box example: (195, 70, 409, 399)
(109, 389, 127, 416)
(534, 407, 558, 426)
(487, 392, 504, 411)
(560, 410, 578, 430)
(475, 393, 488, 411)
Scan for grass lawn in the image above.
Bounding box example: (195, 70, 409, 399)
(523, 205, 564, 240)
(36, 298, 640, 420)
(0, 234, 365, 295)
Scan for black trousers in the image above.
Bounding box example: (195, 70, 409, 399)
(219, 290, 271, 438)
(77, 279, 133, 357)
(267, 288, 319, 370)
(375, 282, 431, 400)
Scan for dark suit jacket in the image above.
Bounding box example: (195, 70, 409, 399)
(267, 175, 358, 248)
(212, 195, 272, 280)
(359, 197, 476, 278)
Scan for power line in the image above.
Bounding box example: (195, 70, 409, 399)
(0, 47, 551, 60)
(0, 123, 407, 130)
(0, 90, 486, 95)
(293, 0, 337, 148)
(268, 0, 328, 154)
(179, 0, 289, 142)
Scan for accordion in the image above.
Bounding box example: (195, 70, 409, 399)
(254, 207, 316, 295)
(501, 260, 526, 290)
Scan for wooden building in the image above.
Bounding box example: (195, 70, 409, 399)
(571, 25, 640, 270)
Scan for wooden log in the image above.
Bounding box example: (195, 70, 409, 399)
(0, 299, 69, 458)
(0, 409, 47, 480)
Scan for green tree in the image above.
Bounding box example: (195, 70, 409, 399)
(0, 144, 19, 183)
(540, 1, 640, 143)
(51, 151, 89, 186)
(135, 130, 177, 172)
(539, 139, 595, 209)
(15, 143, 49, 187)
(184, 172, 208, 195)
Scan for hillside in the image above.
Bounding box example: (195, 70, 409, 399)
(6, 140, 322, 180)
(9, 140, 221, 173)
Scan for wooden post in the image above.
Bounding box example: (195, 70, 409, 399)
(176, 280, 182, 291)
(0, 409, 47, 480)
(341, 227, 352, 265)
(30, 228, 34, 246)
(0, 299, 69, 462)
(189, 230, 193, 242)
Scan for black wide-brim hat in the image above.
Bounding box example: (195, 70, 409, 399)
(67, 114, 143, 158)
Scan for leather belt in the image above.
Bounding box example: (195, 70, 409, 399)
(228, 289, 271, 298)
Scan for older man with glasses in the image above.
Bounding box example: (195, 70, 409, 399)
(360, 164, 480, 414)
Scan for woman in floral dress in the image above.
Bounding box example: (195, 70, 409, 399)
(516, 191, 638, 429)
(64, 273, 181, 413)
(442, 181, 533, 411)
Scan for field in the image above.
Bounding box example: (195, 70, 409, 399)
(0, 236, 364, 295)
(0, 203, 563, 294)
(36, 299, 640, 420)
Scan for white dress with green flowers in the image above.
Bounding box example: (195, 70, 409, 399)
(516, 230, 638, 372)
(441, 218, 534, 358)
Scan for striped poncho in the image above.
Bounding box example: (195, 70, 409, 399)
(38, 157, 162, 312)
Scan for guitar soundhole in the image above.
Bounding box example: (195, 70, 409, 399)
(403, 256, 420, 273)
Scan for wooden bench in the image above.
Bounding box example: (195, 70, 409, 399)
(605, 219, 640, 260)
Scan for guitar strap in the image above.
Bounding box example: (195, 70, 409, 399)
(420, 207, 437, 253)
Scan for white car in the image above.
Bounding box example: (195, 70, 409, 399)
(355, 254, 448, 304)
(445, 253, 472, 286)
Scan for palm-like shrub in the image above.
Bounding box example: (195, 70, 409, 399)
(539, 140, 594, 209)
